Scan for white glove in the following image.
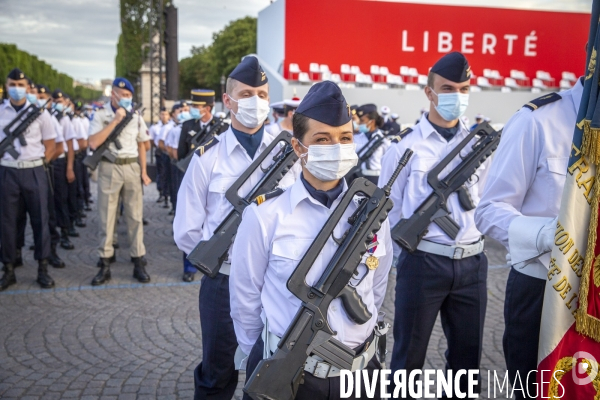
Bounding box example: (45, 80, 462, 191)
(536, 216, 558, 254)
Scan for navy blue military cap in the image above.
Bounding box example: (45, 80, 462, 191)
(171, 103, 183, 112)
(28, 79, 36, 89)
(229, 56, 268, 87)
(191, 89, 215, 105)
(350, 104, 358, 116)
(160, 106, 167, 112)
(296, 81, 351, 127)
(430, 52, 471, 83)
(113, 77, 134, 94)
(7, 68, 26, 81)
(52, 89, 65, 99)
(356, 104, 377, 118)
(37, 85, 50, 94)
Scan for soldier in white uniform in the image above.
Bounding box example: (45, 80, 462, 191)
(88, 77, 152, 286)
(0, 68, 57, 290)
(353, 104, 391, 183)
(230, 81, 392, 400)
(380, 52, 490, 396)
(150, 107, 170, 203)
(173, 56, 297, 400)
(265, 98, 300, 136)
(475, 79, 584, 399)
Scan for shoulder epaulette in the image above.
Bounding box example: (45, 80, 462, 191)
(523, 93, 562, 111)
(253, 188, 285, 205)
(389, 135, 402, 144)
(194, 137, 219, 157)
(399, 127, 413, 138)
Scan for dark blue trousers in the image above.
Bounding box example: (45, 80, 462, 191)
(75, 153, 86, 212)
(391, 249, 488, 397)
(503, 267, 545, 400)
(161, 153, 171, 199)
(243, 336, 382, 400)
(52, 158, 70, 229)
(0, 165, 50, 263)
(155, 149, 164, 196)
(194, 274, 238, 400)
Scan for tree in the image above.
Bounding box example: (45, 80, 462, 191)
(179, 17, 257, 98)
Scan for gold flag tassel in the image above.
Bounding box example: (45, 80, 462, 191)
(581, 120, 600, 165)
(576, 167, 600, 342)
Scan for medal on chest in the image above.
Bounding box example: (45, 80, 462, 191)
(365, 234, 379, 270)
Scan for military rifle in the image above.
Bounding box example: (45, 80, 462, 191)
(176, 113, 229, 172)
(391, 122, 501, 252)
(243, 149, 413, 400)
(346, 132, 388, 178)
(187, 130, 299, 278)
(83, 107, 134, 170)
(0, 99, 50, 159)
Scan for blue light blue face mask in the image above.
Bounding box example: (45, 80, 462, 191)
(358, 123, 370, 134)
(26, 93, 38, 104)
(430, 89, 469, 121)
(178, 111, 192, 122)
(118, 97, 133, 111)
(189, 107, 201, 120)
(54, 103, 64, 112)
(8, 87, 27, 101)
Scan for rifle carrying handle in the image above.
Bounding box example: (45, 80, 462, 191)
(457, 185, 476, 211)
(337, 285, 373, 325)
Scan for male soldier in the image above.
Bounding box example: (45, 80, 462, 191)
(159, 103, 186, 210)
(88, 77, 152, 286)
(165, 105, 192, 216)
(0, 68, 57, 290)
(470, 113, 484, 131)
(177, 89, 229, 162)
(73, 101, 91, 212)
(150, 107, 170, 203)
(231, 81, 392, 399)
(174, 56, 297, 399)
(388, 112, 401, 136)
(175, 89, 228, 282)
(265, 98, 300, 136)
(475, 79, 583, 398)
(380, 52, 489, 395)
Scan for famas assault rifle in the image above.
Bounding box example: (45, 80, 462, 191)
(0, 99, 50, 159)
(391, 122, 501, 252)
(187, 130, 299, 278)
(243, 149, 413, 400)
(83, 108, 133, 170)
(176, 113, 229, 173)
(346, 131, 388, 178)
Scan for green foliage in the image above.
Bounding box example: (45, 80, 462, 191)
(0, 43, 102, 101)
(179, 17, 257, 97)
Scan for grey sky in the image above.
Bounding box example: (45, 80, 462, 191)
(0, 0, 591, 83)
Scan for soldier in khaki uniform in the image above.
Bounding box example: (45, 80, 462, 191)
(87, 77, 151, 286)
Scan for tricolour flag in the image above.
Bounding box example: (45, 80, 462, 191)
(538, 1, 600, 398)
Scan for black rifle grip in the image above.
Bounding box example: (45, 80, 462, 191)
(457, 185, 476, 211)
(337, 285, 372, 325)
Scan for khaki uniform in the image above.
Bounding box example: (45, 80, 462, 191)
(89, 104, 150, 258)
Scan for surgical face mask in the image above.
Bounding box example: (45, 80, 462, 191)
(37, 99, 47, 108)
(66, 106, 73, 113)
(189, 107, 201, 120)
(8, 87, 27, 101)
(430, 89, 469, 121)
(178, 111, 192, 122)
(298, 141, 358, 182)
(26, 93, 38, 104)
(54, 103, 64, 113)
(228, 94, 270, 128)
(118, 97, 133, 111)
(358, 123, 370, 134)
(352, 121, 359, 131)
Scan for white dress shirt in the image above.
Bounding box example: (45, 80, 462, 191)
(0, 100, 55, 161)
(230, 177, 393, 355)
(156, 120, 174, 147)
(166, 124, 182, 150)
(149, 121, 163, 145)
(379, 113, 491, 256)
(173, 127, 300, 258)
(51, 114, 67, 156)
(89, 104, 150, 158)
(475, 79, 583, 279)
(354, 129, 391, 175)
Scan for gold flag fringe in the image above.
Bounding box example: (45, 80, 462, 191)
(581, 120, 600, 165)
(576, 167, 600, 341)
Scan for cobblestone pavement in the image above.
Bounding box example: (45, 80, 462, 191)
(0, 182, 511, 399)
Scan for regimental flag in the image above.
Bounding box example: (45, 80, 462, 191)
(538, 2, 600, 398)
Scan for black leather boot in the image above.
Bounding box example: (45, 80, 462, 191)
(49, 245, 65, 269)
(37, 259, 55, 289)
(132, 257, 150, 283)
(67, 223, 79, 237)
(162, 197, 170, 208)
(75, 217, 86, 228)
(15, 248, 23, 268)
(92, 258, 111, 285)
(60, 229, 75, 250)
(0, 263, 16, 291)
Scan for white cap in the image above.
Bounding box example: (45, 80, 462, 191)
(215, 111, 227, 119)
(283, 98, 302, 108)
(475, 113, 484, 119)
(391, 113, 399, 120)
(380, 106, 391, 115)
(484, 117, 491, 122)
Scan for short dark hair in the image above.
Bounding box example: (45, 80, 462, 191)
(292, 112, 311, 141)
(427, 71, 436, 88)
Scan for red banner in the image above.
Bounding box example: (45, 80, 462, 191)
(284, 0, 589, 84)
